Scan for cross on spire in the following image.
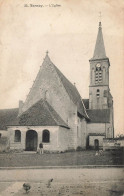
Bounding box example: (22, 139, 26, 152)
(98, 12, 102, 28)
(46, 50, 49, 55)
(99, 12, 102, 22)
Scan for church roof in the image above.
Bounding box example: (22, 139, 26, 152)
(83, 99, 111, 123)
(8, 99, 69, 128)
(87, 109, 110, 123)
(90, 22, 108, 60)
(48, 56, 88, 119)
(82, 99, 89, 109)
(0, 108, 19, 130)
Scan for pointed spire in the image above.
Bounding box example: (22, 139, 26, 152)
(92, 22, 107, 60)
(43, 50, 51, 64)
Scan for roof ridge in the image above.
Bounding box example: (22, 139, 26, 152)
(81, 99, 89, 119)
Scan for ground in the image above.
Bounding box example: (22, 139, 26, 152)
(0, 151, 124, 196)
(0, 150, 123, 167)
(0, 168, 124, 196)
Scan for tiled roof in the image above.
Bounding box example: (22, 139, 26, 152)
(83, 99, 89, 109)
(87, 109, 110, 123)
(0, 108, 19, 130)
(52, 61, 88, 119)
(8, 99, 69, 128)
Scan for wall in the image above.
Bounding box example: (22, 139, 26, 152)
(109, 107, 114, 138)
(8, 126, 69, 152)
(0, 130, 8, 138)
(89, 59, 110, 110)
(0, 137, 9, 152)
(87, 122, 110, 148)
(0, 130, 9, 152)
(87, 123, 110, 135)
(76, 118, 87, 149)
(103, 138, 124, 150)
(89, 85, 109, 109)
(89, 60, 109, 87)
(58, 127, 70, 151)
(89, 135, 105, 149)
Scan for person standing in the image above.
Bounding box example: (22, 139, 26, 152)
(39, 142, 43, 154)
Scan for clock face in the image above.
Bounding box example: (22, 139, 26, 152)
(96, 63, 101, 68)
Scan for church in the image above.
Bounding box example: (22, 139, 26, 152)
(0, 22, 114, 152)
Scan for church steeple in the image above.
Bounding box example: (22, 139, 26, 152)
(92, 22, 107, 60)
(89, 22, 111, 110)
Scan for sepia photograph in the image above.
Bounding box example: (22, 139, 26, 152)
(0, 0, 124, 195)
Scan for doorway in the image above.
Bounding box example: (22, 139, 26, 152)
(94, 139, 99, 150)
(26, 130, 38, 151)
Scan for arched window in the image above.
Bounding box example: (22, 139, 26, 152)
(42, 130, 50, 143)
(96, 89, 100, 97)
(14, 130, 21, 142)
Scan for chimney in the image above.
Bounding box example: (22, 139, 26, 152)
(19, 100, 23, 115)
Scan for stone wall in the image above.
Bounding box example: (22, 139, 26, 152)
(0, 137, 9, 152)
(58, 127, 70, 151)
(89, 59, 110, 110)
(103, 138, 124, 150)
(0, 131, 9, 152)
(0, 130, 8, 138)
(89, 135, 105, 149)
(87, 123, 110, 148)
(87, 123, 109, 135)
(76, 118, 87, 149)
(8, 126, 70, 152)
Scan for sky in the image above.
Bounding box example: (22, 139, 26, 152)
(0, 0, 124, 135)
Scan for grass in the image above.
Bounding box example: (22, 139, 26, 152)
(0, 150, 123, 167)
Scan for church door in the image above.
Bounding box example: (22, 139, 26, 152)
(94, 139, 99, 150)
(26, 130, 38, 151)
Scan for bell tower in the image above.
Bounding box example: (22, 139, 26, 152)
(89, 22, 113, 110)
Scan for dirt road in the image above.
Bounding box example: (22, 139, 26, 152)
(0, 168, 124, 196)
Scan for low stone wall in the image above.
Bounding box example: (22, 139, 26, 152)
(103, 138, 124, 151)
